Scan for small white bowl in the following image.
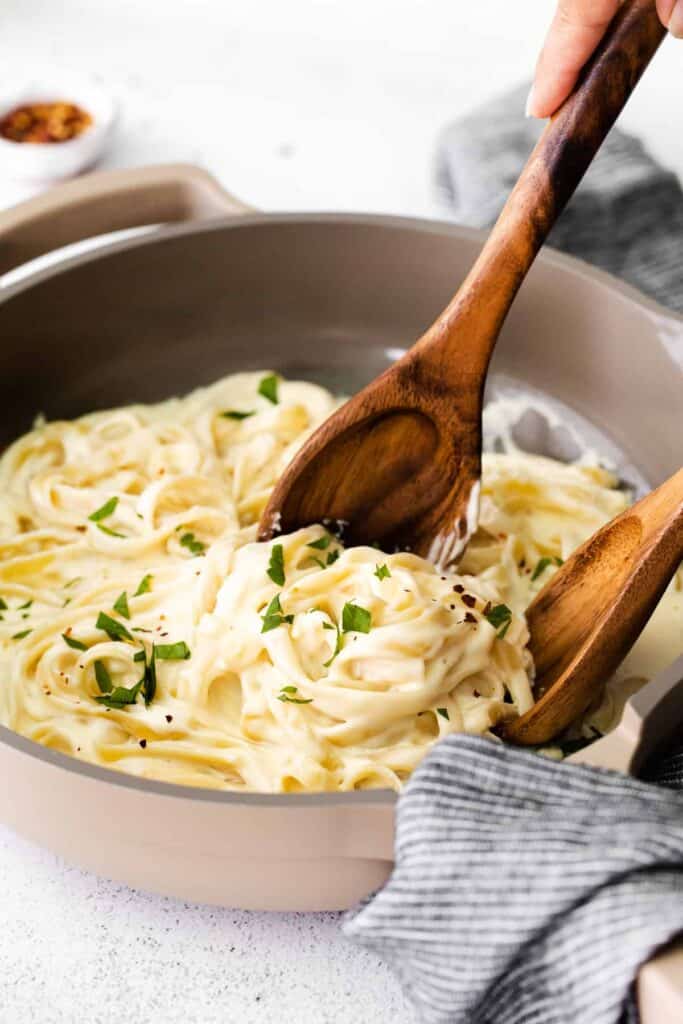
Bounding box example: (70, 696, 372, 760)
(0, 69, 116, 183)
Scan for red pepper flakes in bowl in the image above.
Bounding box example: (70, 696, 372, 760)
(0, 102, 93, 144)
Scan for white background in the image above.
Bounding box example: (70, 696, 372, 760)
(0, 2, 681, 1022)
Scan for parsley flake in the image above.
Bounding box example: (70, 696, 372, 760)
(485, 603, 513, 639)
(95, 680, 144, 710)
(96, 523, 125, 538)
(113, 592, 130, 619)
(88, 496, 118, 522)
(267, 543, 286, 586)
(437, 707, 450, 721)
(180, 532, 206, 556)
(374, 564, 391, 581)
(261, 594, 294, 633)
(221, 410, 255, 420)
(134, 574, 152, 596)
(94, 660, 113, 693)
(154, 641, 191, 660)
(307, 534, 331, 551)
(531, 555, 564, 582)
(96, 611, 133, 643)
(258, 374, 279, 404)
(277, 685, 313, 704)
(342, 602, 372, 634)
(62, 633, 88, 651)
(12, 629, 32, 640)
(323, 623, 343, 667)
(0, 598, 6, 610)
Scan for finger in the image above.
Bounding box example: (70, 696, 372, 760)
(527, 0, 621, 118)
(658, 0, 683, 38)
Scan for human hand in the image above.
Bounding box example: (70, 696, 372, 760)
(527, 0, 681, 118)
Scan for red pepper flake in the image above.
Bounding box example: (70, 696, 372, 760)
(0, 102, 92, 144)
(483, 601, 492, 616)
(473, 689, 480, 698)
(76, 525, 86, 533)
(139, 738, 147, 749)
(453, 584, 464, 594)
(464, 612, 477, 624)
(462, 594, 477, 608)
(165, 714, 173, 723)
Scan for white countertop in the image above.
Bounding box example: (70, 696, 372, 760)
(0, 3, 680, 1022)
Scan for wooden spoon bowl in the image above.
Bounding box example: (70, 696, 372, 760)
(503, 467, 683, 746)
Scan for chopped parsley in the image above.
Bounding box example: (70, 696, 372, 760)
(485, 603, 513, 639)
(323, 623, 343, 667)
(64, 577, 82, 589)
(96, 611, 133, 643)
(180, 532, 206, 556)
(133, 649, 146, 663)
(113, 592, 130, 619)
(94, 660, 113, 693)
(258, 374, 279, 404)
(95, 680, 144, 710)
(277, 685, 313, 705)
(342, 601, 372, 634)
(62, 633, 87, 651)
(325, 548, 340, 566)
(155, 641, 191, 660)
(18, 599, 32, 610)
(437, 707, 450, 720)
(374, 564, 391, 581)
(134, 574, 152, 596)
(88, 496, 118, 522)
(261, 594, 294, 633)
(267, 543, 286, 586)
(0, 598, 6, 610)
(221, 410, 255, 420)
(96, 523, 125, 538)
(142, 646, 157, 706)
(531, 555, 564, 582)
(12, 629, 32, 640)
(307, 534, 331, 551)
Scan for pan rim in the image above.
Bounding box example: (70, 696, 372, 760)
(1, 210, 681, 329)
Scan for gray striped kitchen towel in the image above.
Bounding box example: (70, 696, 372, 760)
(435, 82, 683, 312)
(344, 735, 683, 1024)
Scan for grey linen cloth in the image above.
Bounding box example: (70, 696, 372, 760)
(344, 87, 683, 1024)
(434, 82, 683, 312)
(344, 736, 683, 1024)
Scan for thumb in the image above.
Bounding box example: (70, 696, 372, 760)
(527, 0, 622, 118)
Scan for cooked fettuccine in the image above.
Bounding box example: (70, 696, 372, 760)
(0, 372, 679, 791)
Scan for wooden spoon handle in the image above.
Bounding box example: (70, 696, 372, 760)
(420, 0, 666, 374)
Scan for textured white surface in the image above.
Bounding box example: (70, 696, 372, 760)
(0, 2, 680, 1021)
(0, 828, 417, 1024)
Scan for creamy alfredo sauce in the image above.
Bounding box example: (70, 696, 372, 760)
(0, 372, 679, 791)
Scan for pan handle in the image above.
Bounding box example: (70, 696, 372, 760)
(0, 163, 253, 276)
(569, 654, 683, 1023)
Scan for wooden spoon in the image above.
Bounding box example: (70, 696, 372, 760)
(502, 468, 683, 747)
(259, 0, 666, 566)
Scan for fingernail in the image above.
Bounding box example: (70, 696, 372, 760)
(525, 83, 537, 119)
(669, 0, 683, 38)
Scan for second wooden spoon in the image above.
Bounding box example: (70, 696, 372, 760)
(503, 467, 683, 746)
(259, 0, 666, 566)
